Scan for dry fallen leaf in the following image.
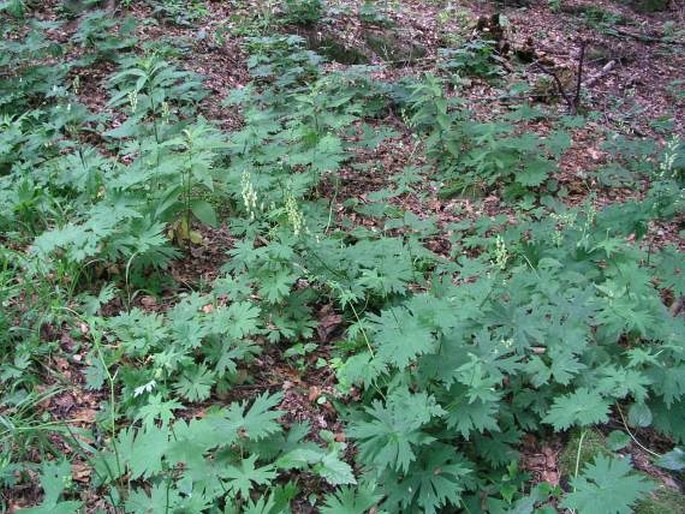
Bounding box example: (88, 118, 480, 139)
(73, 408, 97, 424)
(72, 461, 91, 483)
(317, 305, 343, 342)
(140, 295, 157, 309)
(308, 386, 321, 402)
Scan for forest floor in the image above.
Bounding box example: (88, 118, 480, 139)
(2, 0, 685, 512)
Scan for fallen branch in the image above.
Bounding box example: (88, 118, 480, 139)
(583, 59, 617, 88)
(612, 27, 685, 46)
(534, 39, 587, 114)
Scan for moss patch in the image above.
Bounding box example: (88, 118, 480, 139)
(558, 429, 612, 478)
(635, 485, 685, 514)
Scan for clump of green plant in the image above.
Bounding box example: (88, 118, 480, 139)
(147, 0, 208, 26)
(574, 5, 629, 34)
(281, 0, 323, 26)
(330, 197, 684, 512)
(438, 38, 505, 81)
(402, 74, 571, 196)
(71, 10, 138, 64)
(359, 0, 394, 26)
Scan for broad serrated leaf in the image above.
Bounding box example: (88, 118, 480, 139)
(128, 425, 170, 480)
(348, 389, 444, 474)
(628, 402, 653, 428)
(656, 448, 685, 471)
(315, 452, 357, 486)
(385, 446, 472, 514)
(173, 364, 215, 402)
(125, 483, 182, 514)
(135, 394, 185, 430)
(371, 307, 436, 369)
(190, 198, 218, 226)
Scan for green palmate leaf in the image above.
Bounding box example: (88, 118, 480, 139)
(125, 483, 183, 514)
(276, 439, 356, 485)
(321, 483, 384, 514)
(597, 366, 652, 403)
(258, 269, 297, 303)
(136, 394, 185, 430)
(444, 395, 500, 438)
(348, 389, 444, 474)
(190, 198, 218, 226)
(173, 363, 215, 402)
(220, 391, 284, 442)
(220, 455, 277, 499)
(128, 426, 170, 480)
(560, 455, 653, 514)
(336, 351, 389, 389)
(241, 491, 284, 514)
(543, 388, 611, 430)
(371, 307, 436, 369)
(385, 446, 472, 514)
(548, 348, 586, 385)
(211, 301, 261, 339)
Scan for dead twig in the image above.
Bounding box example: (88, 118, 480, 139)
(534, 39, 587, 114)
(612, 27, 685, 46)
(573, 40, 586, 110)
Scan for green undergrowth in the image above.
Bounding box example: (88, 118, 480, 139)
(1, 2, 684, 513)
(558, 428, 685, 514)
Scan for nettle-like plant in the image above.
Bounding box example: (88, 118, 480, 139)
(32, 54, 220, 266)
(71, 9, 138, 64)
(280, 0, 323, 26)
(0, 19, 69, 114)
(438, 38, 506, 81)
(402, 74, 571, 197)
(88, 292, 261, 407)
